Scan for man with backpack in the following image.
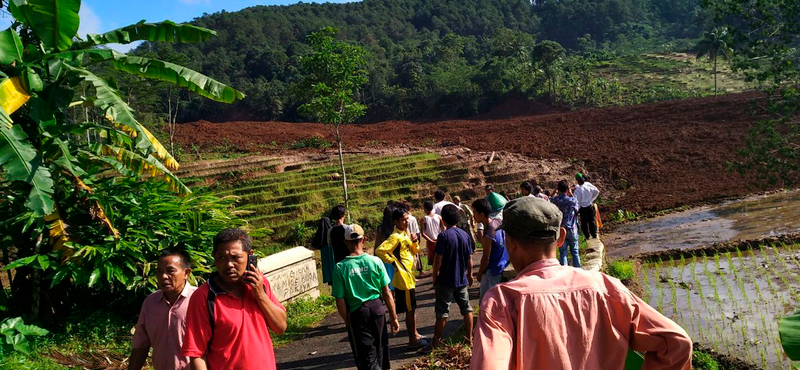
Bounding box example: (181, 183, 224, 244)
(333, 224, 400, 370)
(182, 228, 287, 370)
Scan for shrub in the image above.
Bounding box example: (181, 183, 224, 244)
(607, 260, 635, 281)
(289, 135, 333, 149)
(692, 350, 719, 370)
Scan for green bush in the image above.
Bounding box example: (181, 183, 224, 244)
(0, 317, 48, 355)
(607, 260, 635, 281)
(289, 135, 333, 149)
(692, 350, 719, 370)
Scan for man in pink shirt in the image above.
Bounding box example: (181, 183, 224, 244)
(129, 248, 197, 370)
(471, 197, 692, 370)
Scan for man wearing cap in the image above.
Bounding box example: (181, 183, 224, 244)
(471, 197, 692, 370)
(333, 224, 400, 370)
(573, 173, 600, 239)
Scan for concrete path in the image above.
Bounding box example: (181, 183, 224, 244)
(275, 251, 483, 370)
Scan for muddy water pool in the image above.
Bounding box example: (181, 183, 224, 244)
(641, 246, 800, 369)
(606, 190, 800, 258)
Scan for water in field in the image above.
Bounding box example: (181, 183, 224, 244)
(641, 247, 800, 369)
(606, 190, 800, 258)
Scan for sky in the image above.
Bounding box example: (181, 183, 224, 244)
(0, 0, 356, 52)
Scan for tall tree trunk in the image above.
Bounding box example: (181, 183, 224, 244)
(713, 54, 718, 96)
(334, 125, 351, 223)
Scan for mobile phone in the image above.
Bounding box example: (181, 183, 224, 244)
(248, 255, 258, 271)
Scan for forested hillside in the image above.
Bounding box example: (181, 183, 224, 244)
(118, 0, 710, 123)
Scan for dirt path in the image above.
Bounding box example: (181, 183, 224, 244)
(275, 250, 483, 370)
(177, 92, 775, 218)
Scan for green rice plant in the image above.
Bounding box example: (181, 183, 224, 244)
(679, 254, 687, 279)
(641, 268, 651, 302)
(669, 280, 679, 313)
(760, 346, 768, 369)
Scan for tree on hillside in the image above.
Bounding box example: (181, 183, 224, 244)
(533, 40, 566, 98)
(0, 1, 244, 320)
(695, 27, 733, 96)
(297, 27, 368, 220)
(704, 0, 800, 186)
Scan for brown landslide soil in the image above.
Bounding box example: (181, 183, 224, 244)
(176, 92, 772, 216)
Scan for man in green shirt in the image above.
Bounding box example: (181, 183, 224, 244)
(333, 224, 400, 370)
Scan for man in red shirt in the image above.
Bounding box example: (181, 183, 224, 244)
(181, 228, 287, 370)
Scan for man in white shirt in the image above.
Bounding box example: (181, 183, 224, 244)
(573, 173, 600, 239)
(432, 190, 456, 215)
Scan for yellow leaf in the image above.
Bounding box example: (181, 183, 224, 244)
(0, 77, 30, 126)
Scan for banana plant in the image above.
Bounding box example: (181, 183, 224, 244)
(0, 0, 243, 295)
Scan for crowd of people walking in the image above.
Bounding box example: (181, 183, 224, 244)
(127, 173, 693, 370)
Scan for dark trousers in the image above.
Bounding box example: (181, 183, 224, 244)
(347, 299, 390, 370)
(579, 205, 598, 239)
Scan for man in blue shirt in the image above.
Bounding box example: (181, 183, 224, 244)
(550, 180, 581, 267)
(472, 198, 509, 302)
(431, 204, 474, 349)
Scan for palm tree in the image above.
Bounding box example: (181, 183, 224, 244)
(696, 27, 734, 96)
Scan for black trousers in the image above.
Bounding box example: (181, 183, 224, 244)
(347, 299, 390, 370)
(579, 205, 598, 239)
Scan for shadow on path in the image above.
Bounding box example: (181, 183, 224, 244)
(276, 251, 483, 370)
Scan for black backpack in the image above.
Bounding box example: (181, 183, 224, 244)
(204, 273, 269, 350)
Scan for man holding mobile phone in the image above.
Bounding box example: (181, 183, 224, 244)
(182, 228, 287, 370)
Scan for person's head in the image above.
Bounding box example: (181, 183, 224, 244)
(452, 195, 461, 205)
(544, 190, 551, 197)
(392, 208, 410, 231)
(343, 224, 365, 253)
(575, 173, 586, 185)
(379, 204, 397, 237)
(423, 200, 434, 214)
(485, 184, 494, 195)
(471, 198, 492, 224)
(441, 204, 460, 227)
(558, 180, 569, 194)
(520, 182, 533, 196)
(329, 205, 346, 224)
(500, 197, 566, 271)
(434, 190, 445, 202)
(533, 185, 543, 196)
(396, 200, 412, 212)
(212, 228, 253, 284)
(157, 248, 192, 295)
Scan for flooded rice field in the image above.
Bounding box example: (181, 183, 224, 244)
(606, 190, 800, 258)
(640, 245, 800, 369)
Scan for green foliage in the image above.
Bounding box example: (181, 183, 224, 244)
(607, 260, 635, 281)
(779, 311, 800, 361)
(0, 317, 48, 355)
(694, 27, 733, 95)
(297, 27, 368, 127)
(534, 40, 566, 97)
(289, 135, 333, 150)
(609, 209, 638, 223)
(692, 350, 719, 370)
(273, 295, 336, 346)
(111, 0, 710, 123)
(5, 178, 251, 291)
(705, 0, 800, 185)
(0, 4, 244, 320)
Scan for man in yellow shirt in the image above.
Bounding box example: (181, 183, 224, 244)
(376, 208, 429, 348)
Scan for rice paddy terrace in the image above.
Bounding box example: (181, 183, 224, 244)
(178, 148, 580, 248)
